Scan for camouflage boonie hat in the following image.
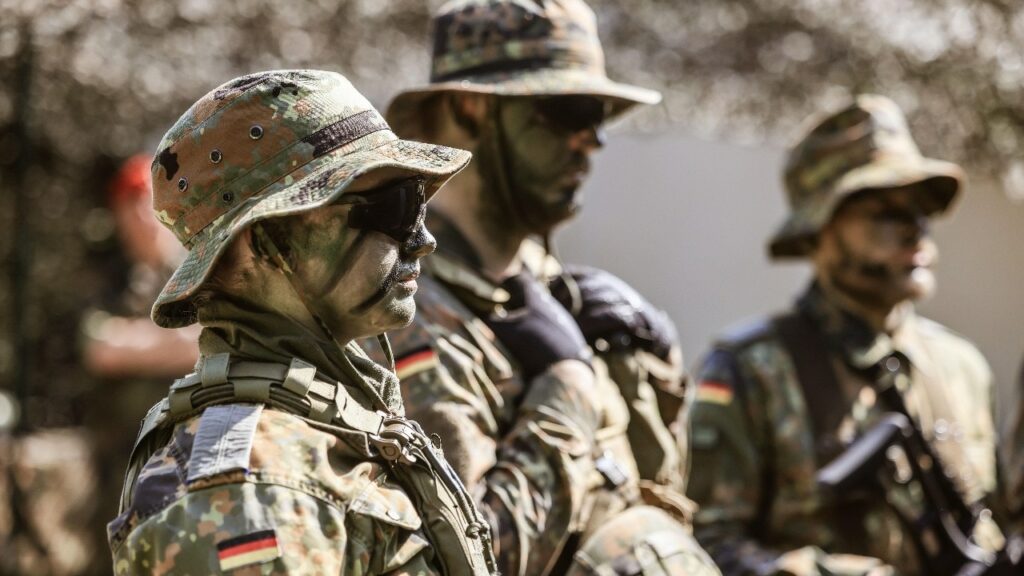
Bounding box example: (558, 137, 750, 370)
(150, 70, 471, 328)
(769, 94, 964, 259)
(386, 0, 661, 133)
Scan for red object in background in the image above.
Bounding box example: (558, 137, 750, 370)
(108, 154, 153, 206)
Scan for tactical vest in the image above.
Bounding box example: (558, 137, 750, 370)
(122, 354, 498, 576)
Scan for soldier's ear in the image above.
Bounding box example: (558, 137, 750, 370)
(448, 93, 489, 139)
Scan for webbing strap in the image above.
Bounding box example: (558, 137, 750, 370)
(283, 358, 317, 395)
(773, 311, 849, 466)
(201, 353, 230, 386)
(131, 356, 390, 467)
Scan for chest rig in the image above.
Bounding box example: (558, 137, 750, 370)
(123, 353, 498, 576)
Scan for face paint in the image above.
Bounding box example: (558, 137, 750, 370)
(281, 177, 436, 342)
(491, 96, 604, 234)
(818, 186, 938, 309)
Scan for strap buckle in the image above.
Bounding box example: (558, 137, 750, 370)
(369, 418, 423, 465)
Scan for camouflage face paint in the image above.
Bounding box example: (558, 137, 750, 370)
(493, 96, 601, 234)
(279, 183, 433, 342)
(820, 187, 938, 308)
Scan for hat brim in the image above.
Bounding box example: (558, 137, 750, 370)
(386, 67, 661, 135)
(152, 137, 472, 328)
(768, 155, 964, 259)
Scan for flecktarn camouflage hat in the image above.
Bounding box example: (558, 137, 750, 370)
(769, 94, 964, 258)
(150, 70, 471, 328)
(386, 0, 662, 133)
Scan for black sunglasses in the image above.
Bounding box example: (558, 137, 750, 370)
(533, 96, 607, 133)
(340, 177, 427, 243)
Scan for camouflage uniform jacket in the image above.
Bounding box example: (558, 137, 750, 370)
(688, 283, 1001, 576)
(1000, 359, 1024, 540)
(108, 348, 497, 575)
(370, 215, 698, 575)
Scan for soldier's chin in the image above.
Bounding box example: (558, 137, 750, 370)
(904, 267, 936, 301)
(381, 293, 418, 331)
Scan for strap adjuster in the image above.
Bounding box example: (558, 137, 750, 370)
(201, 353, 230, 386)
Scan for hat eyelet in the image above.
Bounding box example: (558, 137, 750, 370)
(222, 191, 235, 204)
(210, 149, 223, 163)
(249, 125, 264, 140)
(177, 177, 188, 192)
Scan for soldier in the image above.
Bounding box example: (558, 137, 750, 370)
(687, 95, 1006, 576)
(108, 70, 498, 575)
(376, 1, 719, 574)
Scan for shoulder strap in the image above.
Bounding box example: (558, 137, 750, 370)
(772, 311, 848, 466)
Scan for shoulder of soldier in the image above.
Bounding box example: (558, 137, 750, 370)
(111, 407, 428, 574)
(692, 313, 795, 410)
(110, 406, 395, 554)
(912, 314, 984, 353)
(911, 314, 992, 380)
(713, 314, 780, 352)
(388, 271, 517, 435)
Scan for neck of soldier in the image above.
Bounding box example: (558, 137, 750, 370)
(429, 164, 527, 282)
(814, 269, 911, 335)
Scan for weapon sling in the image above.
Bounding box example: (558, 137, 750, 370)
(772, 311, 871, 546)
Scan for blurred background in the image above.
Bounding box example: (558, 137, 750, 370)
(0, 0, 1022, 574)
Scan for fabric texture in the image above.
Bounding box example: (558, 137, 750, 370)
(386, 0, 661, 136)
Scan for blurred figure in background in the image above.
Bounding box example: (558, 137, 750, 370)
(687, 95, 1009, 576)
(79, 154, 198, 573)
(0, 156, 200, 576)
(82, 154, 199, 378)
(374, 0, 718, 574)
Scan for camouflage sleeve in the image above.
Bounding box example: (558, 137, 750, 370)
(686, 347, 783, 575)
(599, 347, 687, 492)
(111, 481, 440, 575)
(399, 332, 601, 576)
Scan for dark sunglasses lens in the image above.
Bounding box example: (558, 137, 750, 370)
(348, 179, 426, 242)
(535, 96, 606, 132)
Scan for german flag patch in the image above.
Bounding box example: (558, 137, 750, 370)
(216, 529, 280, 571)
(395, 345, 439, 380)
(695, 380, 734, 406)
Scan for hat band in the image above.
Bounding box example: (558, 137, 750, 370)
(303, 110, 390, 158)
(432, 55, 560, 82)
(179, 110, 392, 242)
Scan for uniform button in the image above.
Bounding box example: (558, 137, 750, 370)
(884, 356, 901, 373)
(210, 149, 223, 163)
(249, 125, 264, 139)
(177, 177, 188, 192)
(933, 419, 949, 441)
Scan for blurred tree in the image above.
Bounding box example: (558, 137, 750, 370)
(0, 0, 1021, 429)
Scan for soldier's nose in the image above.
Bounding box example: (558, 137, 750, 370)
(402, 223, 436, 259)
(571, 126, 604, 154)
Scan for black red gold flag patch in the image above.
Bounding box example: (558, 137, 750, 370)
(695, 380, 734, 406)
(395, 345, 439, 380)
(216, 529, 280, 571)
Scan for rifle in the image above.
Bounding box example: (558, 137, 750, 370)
(818, 411, 1020, 576)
